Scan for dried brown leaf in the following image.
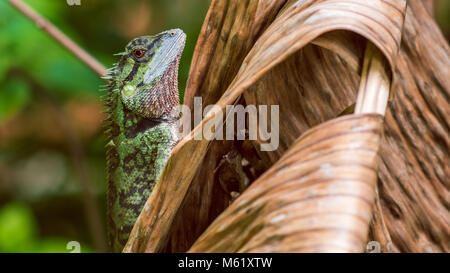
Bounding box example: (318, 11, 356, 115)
(123, 0, 450, 253)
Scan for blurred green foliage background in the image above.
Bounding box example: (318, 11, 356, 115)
(0, 0, 210, 253)
(0, 0, 448, 253)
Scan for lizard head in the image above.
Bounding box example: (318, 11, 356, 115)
(115, 29, 186, 120)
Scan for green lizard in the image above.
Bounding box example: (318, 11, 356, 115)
(103, 29, 186, 252)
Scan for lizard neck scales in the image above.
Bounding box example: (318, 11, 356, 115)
(104, 29, 186, 252)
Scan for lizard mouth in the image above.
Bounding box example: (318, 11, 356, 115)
(120, 29, 186, 121)
(165, 29, 186, 56)
(143, 29, 186, 85)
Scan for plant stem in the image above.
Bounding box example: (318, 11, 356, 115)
(8, 0, 108, 77)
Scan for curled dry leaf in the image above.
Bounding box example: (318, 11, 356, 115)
(124, 0, 449, 253)
(189, 114, 384, 252)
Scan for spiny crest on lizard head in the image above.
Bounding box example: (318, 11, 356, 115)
(106, 29, 186, 121)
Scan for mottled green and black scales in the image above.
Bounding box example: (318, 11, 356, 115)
(105, 98, 177, 252)
(103, 30, 185, 252)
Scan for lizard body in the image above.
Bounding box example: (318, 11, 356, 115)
(103, 29, 186, 252)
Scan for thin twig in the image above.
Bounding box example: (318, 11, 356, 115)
(8, 0, 108, 77)
(8, 0, 108, 252)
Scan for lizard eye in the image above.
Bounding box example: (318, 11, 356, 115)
(133, 48, 146, 58)
(169, 31, 175, 37)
